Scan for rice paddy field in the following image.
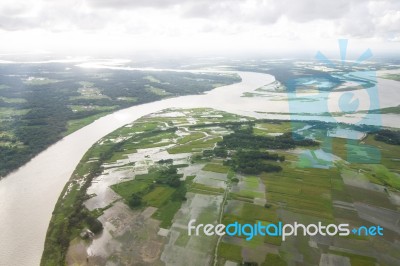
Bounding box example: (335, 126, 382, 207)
(44, 108, 400, 265)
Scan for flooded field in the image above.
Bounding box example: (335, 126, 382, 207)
(45, 108, 400, 266)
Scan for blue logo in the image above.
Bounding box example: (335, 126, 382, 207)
(287, 39, 381, 167)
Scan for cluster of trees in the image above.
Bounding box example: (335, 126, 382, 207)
(194, 123, 318, 175)
(156, 166, 187, 201)
(238, 150, 285, 162)
(157, 158, 173, 164)
(218, 128, 318, 150)
(155, 166, 182, 187)
(0, 147, 25, 176)
(57, 159, 104, 242)
(129, 193, 143, 208)
(224, 150, 283, 175)
(202, 147, 228, 158)
(374, 129, 400, 145)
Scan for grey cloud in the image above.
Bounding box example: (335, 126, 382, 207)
(0, 2, 38, 30)
(180, 0, 352, 22)
(337, 0, 400, 38)
(86, 0, 193, 9)
(276, 0, 352, 22)
(0, 17, 39, 31)
(181, 0, 241, 18)
(178, 0, 353, 27)
(0, 0, 399, 42)
(0, 1, 107, 31)
(85, 0, 352, 23)
(180, 0, 400, 40)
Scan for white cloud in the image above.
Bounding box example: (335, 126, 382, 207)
(0, 0, 398, 55)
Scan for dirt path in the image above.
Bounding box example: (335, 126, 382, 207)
(212, 179, 231, 266)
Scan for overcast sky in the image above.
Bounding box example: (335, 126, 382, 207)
(0, 0, 399, 57)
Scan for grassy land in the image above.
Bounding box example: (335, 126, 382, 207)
(253, 121, 294, 135)
(111, 180, 150, 202)
(143, 75, 162, 83)
(202, 163, 230, 173)
(262, 165, 337, 220)
(368, 105, 400, 114)
(364, 134, 400, 173)
(381, 73, 400, 81)
(152, 201, 183, 228)
(262, 253, 287, 266)
(177, 132, 205, 144)
(64, 111, 112, 135)
(23, 77, 58, 85)
(241, 203, 279, 223)
(328, 134, 400, 188)
(190, 182, 225, 194)
(233, 189, 264, 199)
(168, 136, 222, 154)
(243, 176, 260, 189)
(146, 86, 171, 96)
(143, 186, 175, 207)
(0, 96, 26, 103)
(218, 242, 242, 262)
(330, 251, 376, 266)
(0, 107, 29, 119)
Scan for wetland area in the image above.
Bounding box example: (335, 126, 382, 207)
(0, 60, 399, 266)
(45, 107, 400, 266)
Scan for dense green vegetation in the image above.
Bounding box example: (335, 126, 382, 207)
(225, 150, 284, 174)
(218, 125, 318, 150)
(0, 64, 240, 177)
(368, 105, 400, 114)
(213, 124, 316, 174)
(374, 129, 400, 145)
(155, 166, 184, 188)
(202, 147, 228, 158)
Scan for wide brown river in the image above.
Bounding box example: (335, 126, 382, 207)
(0, 69, 399, 266)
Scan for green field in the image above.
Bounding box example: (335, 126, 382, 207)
(202, 163, 230, 173)
(65, 111, 112, 135)
(382, 73, 400, 81)
(111, 180, 150, 202)
(168, 136, 222, 154)
(218, 242, 242, 262)
(143, 186, 176, 207)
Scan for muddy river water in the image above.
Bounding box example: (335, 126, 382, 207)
(0, 69, 399, 266)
